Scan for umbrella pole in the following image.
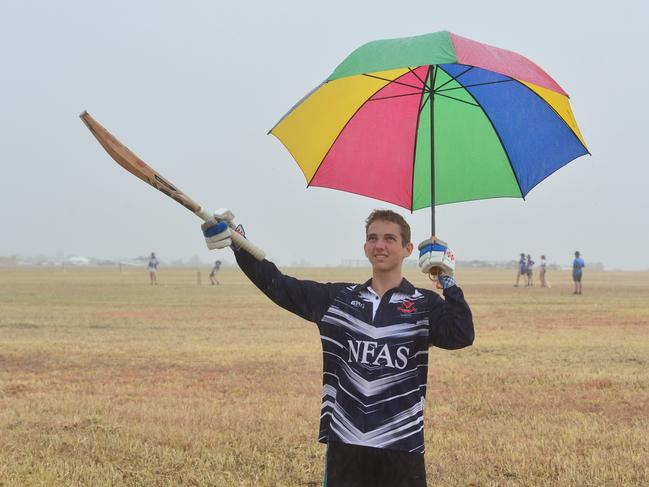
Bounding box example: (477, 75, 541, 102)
(429, 65, 436, 236)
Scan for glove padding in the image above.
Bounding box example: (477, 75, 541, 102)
(418, 237, 457, 289)
(201, 208, 238, 250)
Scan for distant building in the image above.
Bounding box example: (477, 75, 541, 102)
(65, 256, 90, 266)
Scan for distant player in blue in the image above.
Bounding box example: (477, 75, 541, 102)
(572, 251, 585, 295)
(525, 254, 535, 287)
(514, 253, 527, 287)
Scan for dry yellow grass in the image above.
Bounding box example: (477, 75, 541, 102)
(1, 265, 648, 486)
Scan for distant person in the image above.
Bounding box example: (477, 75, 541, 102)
(209, 260, 222, 285)
(572, 251, 585, 294)
(148, 252, 159, 285)
(514, 253, 527, 287)
(539, 255, 551, 288)
(526, 254, 535, 287)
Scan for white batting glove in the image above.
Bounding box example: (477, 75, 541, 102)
(201, 208, 241, 250)
(418, 237, 457, 289)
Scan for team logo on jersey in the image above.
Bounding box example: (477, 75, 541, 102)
(398, 300, 417, 313)
(347, 340, 410, 369)
(350, 300, 365, 309)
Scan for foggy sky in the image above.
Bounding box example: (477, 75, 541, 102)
(1, 0, 648, 270)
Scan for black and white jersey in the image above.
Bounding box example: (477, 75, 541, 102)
(235, 250, 474, 454)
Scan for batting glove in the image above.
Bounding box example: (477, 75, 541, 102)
(418, 237, 457, 289)
(201, 208, 243, 250)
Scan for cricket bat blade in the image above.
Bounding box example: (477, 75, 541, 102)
(80, 111, 266, 261)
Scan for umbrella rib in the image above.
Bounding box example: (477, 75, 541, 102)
(433, 92, 481, 107)
(435, 65, 474, 91)
(408, 67, 431, 91)
(437, 79, 514, 92)
(370, 92, 426, 102)
(435, 65, 525, 200)
(418, 93, 431, 114)
(362, 73, 425, 91)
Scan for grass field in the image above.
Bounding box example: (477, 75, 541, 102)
(1, 265, 648, 486)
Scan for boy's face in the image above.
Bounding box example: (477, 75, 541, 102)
(364, 220, 413, 272)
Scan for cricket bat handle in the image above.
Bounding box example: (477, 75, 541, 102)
(195, 209, 266, 261)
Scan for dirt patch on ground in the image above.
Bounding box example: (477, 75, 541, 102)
(2, 383, 33, 396)
(93, 309, 190, 321)
(0, 353, 52, 373)
(0, 322, 39, 329)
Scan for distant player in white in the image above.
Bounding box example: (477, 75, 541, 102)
(539, 255, 550, 288)
(209, 260, 222, 285)
(526, 254, 535, 287)
(147, 252, 159, 285)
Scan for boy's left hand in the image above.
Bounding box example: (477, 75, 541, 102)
(418, 237, 456, 288)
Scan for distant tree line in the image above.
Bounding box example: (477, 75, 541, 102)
(0, 254, 607, 270)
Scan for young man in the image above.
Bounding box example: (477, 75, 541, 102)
(572, 251, 585, 295)
(525, 254, 535, 287)
(209, 260, 222, 285)
(147, 252, 159, 285)
(201, 209, 474, 487)
(539, 255, 551, 288)
(514, 253, 527, 287)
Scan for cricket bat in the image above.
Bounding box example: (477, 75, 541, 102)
(80, 111, 265, 261)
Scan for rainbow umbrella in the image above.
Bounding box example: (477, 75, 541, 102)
(270, 31, 589, 233)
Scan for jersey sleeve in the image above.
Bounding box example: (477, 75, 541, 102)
(427, 285, 474, 350)
(234, 249, 343, 324)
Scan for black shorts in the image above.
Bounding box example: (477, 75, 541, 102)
(324, 441, 427, 487)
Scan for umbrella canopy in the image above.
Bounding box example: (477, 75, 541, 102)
(270, 31, 589, 232)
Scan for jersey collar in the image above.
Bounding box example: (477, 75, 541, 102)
(357, 278, 416, 296)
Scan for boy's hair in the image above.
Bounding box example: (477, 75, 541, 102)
(365, 209, 411, 246)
